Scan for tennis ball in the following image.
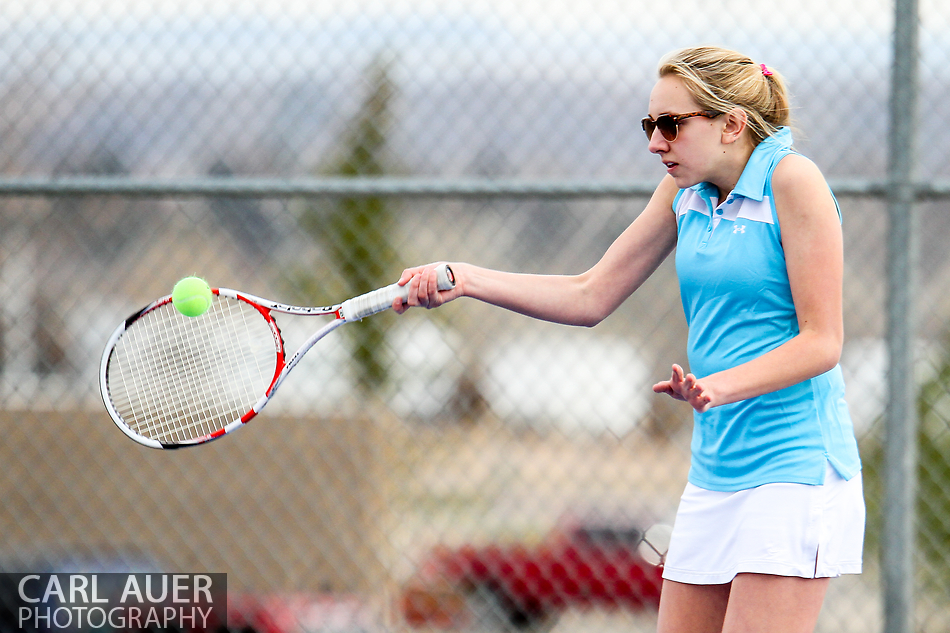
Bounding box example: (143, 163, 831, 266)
(172, 276, 213, 317)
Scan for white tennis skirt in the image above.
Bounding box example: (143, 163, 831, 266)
(662, 463, 865, 585)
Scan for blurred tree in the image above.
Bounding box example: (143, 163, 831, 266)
(915, 351, 950, 593)
(862, 339, 950, 595)
(298, 55, 399, 390)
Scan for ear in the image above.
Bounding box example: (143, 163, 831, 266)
(720, 108, 749, 144)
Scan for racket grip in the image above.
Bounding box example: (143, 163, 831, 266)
(340, 263, 455, 321)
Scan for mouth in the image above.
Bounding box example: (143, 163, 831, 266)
(663, 161, 679, 173)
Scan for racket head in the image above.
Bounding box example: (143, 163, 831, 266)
(99, 290, 285, 448)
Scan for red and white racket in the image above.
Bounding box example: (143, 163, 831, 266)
(99, 264, 455, 449)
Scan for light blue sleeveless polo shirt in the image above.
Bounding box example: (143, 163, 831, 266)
(673, 127, 861, 492)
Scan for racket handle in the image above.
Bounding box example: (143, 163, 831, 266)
(340, 263, 455, 321)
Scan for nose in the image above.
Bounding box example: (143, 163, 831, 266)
(648, 128, 669, 154)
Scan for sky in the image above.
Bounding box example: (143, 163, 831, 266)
(3, 0, 948, 179)
(10, 0, 895, 37)
(3, 0, 899, 85)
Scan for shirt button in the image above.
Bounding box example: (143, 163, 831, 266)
(716, 209, 723, 215)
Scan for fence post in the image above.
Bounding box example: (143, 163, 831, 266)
(884, 0, 920, 631)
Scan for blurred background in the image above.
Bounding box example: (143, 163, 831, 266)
(0, 0, 949, 631)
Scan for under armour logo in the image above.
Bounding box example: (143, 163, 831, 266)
(733, 224, 746, 234)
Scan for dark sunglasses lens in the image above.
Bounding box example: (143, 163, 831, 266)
(641, 118, 656, 141)
(642, 116, 677, 141)
(656, 116, 677, 141)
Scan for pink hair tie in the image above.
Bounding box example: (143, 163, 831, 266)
(760, 63, 773, 77)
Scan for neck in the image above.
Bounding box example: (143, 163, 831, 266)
(713, 140, 756, 201)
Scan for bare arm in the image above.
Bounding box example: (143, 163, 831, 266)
(653, 155, 844, 411)
(396, 175, 680, 327)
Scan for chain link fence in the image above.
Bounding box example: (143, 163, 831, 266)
(1, 1, 949, 632)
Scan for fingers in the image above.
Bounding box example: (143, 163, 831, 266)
(694, 394, 713, 413)
(396, 270, 415, 294)
(655, 363, 714, 412)
(682, 376, 711, 412)
(392, 293, 409, 314)
(680, 372, 712, 413)
(670, 363, 685, 386)
(416, 266, 441, 300)
(652, 381, 685, 401)
(652, 364, 687, 401)
(394, 263, 455, 313)
(393, 268, 421, 314)
(412, 266, 440, 308)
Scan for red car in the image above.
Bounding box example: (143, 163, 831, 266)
(399, 519, 665, 631)
(221, 593, 379, 633)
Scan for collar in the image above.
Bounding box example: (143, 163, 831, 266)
(689, 126, 794, 204)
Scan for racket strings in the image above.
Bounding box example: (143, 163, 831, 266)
(106, 297, 279, 443)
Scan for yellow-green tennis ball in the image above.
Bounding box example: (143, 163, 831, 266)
(172, 276, 213, 317)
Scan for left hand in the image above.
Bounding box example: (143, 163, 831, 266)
(653, 363, 714, 413)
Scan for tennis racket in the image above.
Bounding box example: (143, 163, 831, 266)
(99, 264, 455, 449)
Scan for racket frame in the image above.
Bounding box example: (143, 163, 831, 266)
(99, 264, 454, 449)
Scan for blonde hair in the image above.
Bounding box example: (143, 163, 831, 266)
(658, 46, 791, 146)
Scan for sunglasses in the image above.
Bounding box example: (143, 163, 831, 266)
(641, 110, 720, 142)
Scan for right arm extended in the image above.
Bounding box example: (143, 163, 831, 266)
(395, 175, 679, 327)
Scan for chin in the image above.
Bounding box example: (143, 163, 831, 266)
(670, 173, 699, 190)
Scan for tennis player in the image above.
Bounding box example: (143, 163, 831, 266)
(396, 45, 864, 633)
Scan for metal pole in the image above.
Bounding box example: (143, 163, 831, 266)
(884, 0, 920, 631)
(0, 176, 663, 199)
(0, 175, 947, 200)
